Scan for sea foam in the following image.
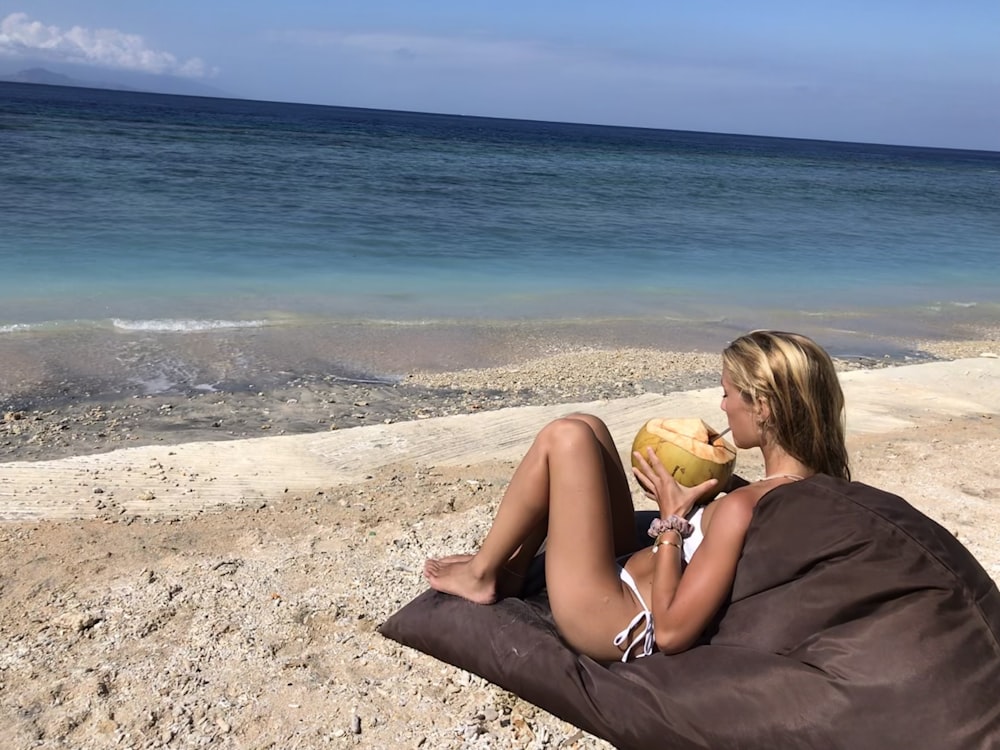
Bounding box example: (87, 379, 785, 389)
(110, 319, 267, 332)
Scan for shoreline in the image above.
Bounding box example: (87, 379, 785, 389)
(2, 325, 997, 465)
(3, 311, 997, 394)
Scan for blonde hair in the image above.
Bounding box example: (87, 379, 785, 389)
(722, 331, 850, 480)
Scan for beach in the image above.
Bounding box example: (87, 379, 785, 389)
(1, 332, 998, 749)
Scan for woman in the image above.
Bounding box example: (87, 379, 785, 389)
(424, 331, 850, 662)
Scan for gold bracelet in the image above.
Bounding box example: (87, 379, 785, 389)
(652, 531, 683, 554)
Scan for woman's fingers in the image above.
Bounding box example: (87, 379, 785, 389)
(633, 448, 721, 511)
(632, 446, 677, 505)
(631, 466, 658, 500)
(691, 477, 720, 502)
(632, 447, 667, 479)
(631, 447, 649, 472)
(633, 447, 677, 485)
(631, 459, 654, 490)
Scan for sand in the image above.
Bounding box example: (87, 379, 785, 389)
(1, 344, 998, 749)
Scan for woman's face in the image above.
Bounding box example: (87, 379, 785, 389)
(720, 368, 759, 449)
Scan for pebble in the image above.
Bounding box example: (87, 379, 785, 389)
(0, 347, 724, 463)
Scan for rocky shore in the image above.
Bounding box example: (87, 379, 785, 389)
(4, 338, 984, 465)
(1, 348, 729, 463)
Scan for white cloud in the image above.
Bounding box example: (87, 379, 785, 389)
(0, 12, 214, 78)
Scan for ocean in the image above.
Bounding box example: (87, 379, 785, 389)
(1, 81, 998, 400)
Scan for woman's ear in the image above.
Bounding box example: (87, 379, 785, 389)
(755, 398, 772, 428)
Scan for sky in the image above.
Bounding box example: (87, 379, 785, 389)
(1, 2, 998, 151)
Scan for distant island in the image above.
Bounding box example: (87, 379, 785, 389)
(0, 66, 229, 98)
(0, 67, 141, 91)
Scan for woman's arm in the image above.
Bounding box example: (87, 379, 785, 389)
(632, 446, 757, 653)
(648, 490, 755, 653)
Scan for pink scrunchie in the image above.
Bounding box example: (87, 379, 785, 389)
(647, 514, 694, 539)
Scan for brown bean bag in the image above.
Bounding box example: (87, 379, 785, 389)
(380, 476, 1000, 749)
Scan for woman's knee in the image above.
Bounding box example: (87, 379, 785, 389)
(564, 412, 609, 432)
(538, 416, 599, 454)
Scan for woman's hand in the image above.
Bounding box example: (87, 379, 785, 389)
(632, 446, 718, 517)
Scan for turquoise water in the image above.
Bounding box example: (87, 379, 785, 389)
(1, 81, 998, 397)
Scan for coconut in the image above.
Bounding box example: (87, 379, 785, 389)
(631, 418, 737, 497)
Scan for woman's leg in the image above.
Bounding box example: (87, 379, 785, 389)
(485, 412, 640, 593)
(563, 412, 641, 556)
(424, 415, 640, 660)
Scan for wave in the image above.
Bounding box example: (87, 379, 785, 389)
(0, 323, 40, 334)
(0, 320, 97, 334)
(1, 318, 270, 335)
(924, 301, 981, 313)
(110, 318, 268, 332)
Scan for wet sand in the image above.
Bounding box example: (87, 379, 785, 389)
(3, 317, 996, 464)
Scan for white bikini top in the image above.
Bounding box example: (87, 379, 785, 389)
(684, 505, 707, 564)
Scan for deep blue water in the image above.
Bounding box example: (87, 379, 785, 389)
(0, 81, 998, 397)
(2, 81, 998, 332)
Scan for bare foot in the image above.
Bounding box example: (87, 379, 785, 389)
(423, 556, 497, 605)
(431, 554, 474, 564)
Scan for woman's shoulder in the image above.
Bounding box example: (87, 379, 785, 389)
(710, 482, 768, 509)
(723, 482, 773, 506)
(699, 488, 759, 536)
